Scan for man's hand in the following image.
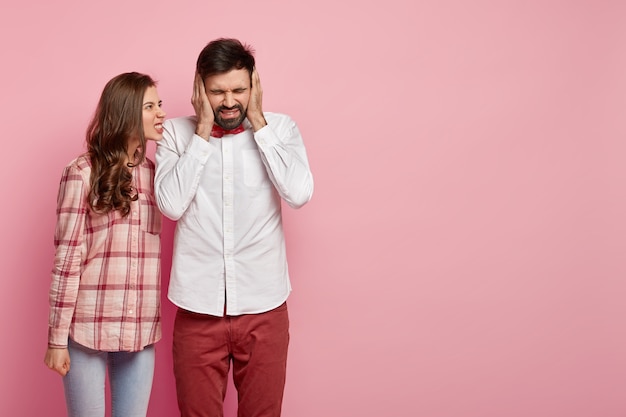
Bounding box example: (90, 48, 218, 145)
(247, 68, 267, 132)
(192, 72, 214, 140)
(44, 347, 71, 377)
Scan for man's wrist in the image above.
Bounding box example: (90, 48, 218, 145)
(195, 122, 213, 141)
(249, 115, 267, 132)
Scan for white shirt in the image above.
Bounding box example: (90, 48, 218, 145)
(155, 113, 313, 316)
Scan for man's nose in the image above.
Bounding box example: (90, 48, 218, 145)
(224, 92, 235, 108)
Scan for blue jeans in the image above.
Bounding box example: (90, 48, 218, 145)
(63, 338, 155, 417)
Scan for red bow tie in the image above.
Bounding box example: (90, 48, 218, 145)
(211, 123, 245, 138)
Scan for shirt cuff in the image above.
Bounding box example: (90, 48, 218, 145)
(253, 124, 279, 147)
(48, 326, 69, 348)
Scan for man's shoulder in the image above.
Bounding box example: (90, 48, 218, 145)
(162, 116, 198, 145)
(164, 115, 197, 130)
(263, 112, 292, 122)
(262, 112, 296, 131)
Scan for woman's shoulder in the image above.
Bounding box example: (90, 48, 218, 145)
(57, 154, 92, 189)
(139, 156, 155, 177)
(65, 154, 92, 172)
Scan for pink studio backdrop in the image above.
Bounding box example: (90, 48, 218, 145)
(1, 1, 625, 416)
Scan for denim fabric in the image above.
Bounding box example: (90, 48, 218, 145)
(63, 338, 155, 417)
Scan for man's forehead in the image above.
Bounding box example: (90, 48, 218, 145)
(205, 69, 250, 89)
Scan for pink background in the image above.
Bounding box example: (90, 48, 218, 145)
(1, 1, 625, 416)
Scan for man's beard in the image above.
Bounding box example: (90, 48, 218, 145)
(214, 104, 246, 130)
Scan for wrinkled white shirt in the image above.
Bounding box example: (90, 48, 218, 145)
(155, 113, 313, 316)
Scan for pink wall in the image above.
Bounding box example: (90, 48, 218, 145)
(1, 1, 625, 416)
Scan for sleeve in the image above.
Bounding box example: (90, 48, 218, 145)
(154, 119, 213, 220)
(47, 165, 87, 347)
(254, 114, 314, 208)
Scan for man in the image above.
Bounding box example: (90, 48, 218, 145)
(155, 38, 313, 417)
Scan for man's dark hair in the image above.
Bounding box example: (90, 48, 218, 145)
(196, 38, 255, 79)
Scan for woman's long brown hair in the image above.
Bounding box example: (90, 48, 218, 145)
(85, 72, 156, 217)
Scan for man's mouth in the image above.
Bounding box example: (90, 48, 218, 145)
(220, 109, 240, 119)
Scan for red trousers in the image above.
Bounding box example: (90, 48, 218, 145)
(173, 303, 290, 417)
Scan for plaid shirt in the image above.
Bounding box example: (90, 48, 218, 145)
(48, 155, 162, 352)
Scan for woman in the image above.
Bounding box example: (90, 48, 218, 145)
(44, 72, 166, 417)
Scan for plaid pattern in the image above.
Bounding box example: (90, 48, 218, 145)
(48, 155, 162, 352)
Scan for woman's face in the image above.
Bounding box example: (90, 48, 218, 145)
(142, 86, 165, 141)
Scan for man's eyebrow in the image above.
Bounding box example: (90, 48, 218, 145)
(210, 87, 248, 92)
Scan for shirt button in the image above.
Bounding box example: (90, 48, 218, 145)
(129, 310, 133, 315)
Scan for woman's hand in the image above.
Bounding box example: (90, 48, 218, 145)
(44, 347, 71, 376)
